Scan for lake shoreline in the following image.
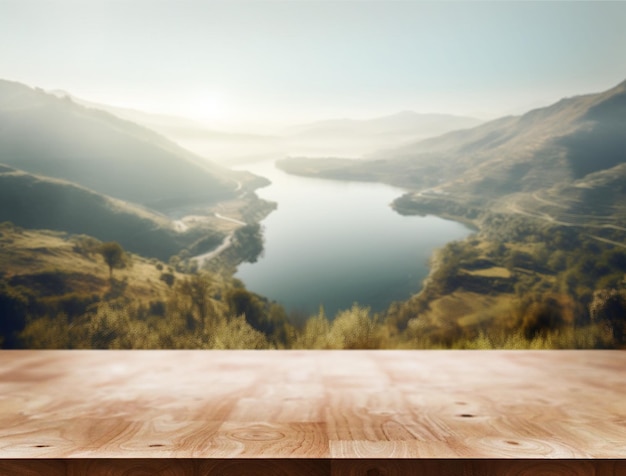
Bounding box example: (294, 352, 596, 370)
(230, 159, 473, 318)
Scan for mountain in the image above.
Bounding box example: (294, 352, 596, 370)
(370, 79, 626, 197)
(0, 165, 200, 260)
(49, 91, 281, 164)
(0, 80, 241, 210)
(50, 92, 482, 162)
(281, 111, 483, 157)
(286, 111, 482, 138)
(281, 79, 626, 222)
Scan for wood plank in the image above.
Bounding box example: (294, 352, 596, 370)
(0, 350, 624, 461)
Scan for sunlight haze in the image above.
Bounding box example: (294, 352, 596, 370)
(1, 0, 625, 129)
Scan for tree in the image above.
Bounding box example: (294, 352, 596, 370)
(327, 304, 382, 349)
(99, 242, 126, 279)
(233, 223, 264, 263)
(159, 272, 175, 288)
(0, 281, 31, 348)
(294, 307, 330, 349)
(224, 287, 266, 332)
(177, 273, 217, 332)
(590, 289, 626, 346)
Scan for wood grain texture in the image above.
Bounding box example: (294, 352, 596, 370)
(0, 350, 625, 461)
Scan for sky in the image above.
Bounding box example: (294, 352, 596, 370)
(1, 0, 625, 128)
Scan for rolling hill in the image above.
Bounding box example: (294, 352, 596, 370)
(0, 79, 242, 210)
(0, 165, 207, 260)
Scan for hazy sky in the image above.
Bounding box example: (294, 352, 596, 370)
(1, 1, 625, 127)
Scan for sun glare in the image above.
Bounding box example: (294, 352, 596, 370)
(180, 91, 227, 122)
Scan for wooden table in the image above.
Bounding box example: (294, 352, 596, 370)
(1, 350, 624, 475)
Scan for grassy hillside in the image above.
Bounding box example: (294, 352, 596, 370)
(0, 166, 219, 260)
(0, 79, 241, 210)
(0, 224, 179, 348)
(0, 224, 290, 349)
(0, 225, 177, 300)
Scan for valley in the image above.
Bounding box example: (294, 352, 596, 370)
(1, 79, 625, 350)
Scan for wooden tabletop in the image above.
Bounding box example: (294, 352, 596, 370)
(1, 350, 625, 474)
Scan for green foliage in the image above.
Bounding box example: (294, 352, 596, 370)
(266, 303, 296, 346)
(17, 274, 277, 349)
(149, 300, 166, 317)
(374, 209, 626, 349)
(99, 242, 127, 278)
(211, 315, 270, 349)
(71, 234, 102, 257)
(292, 308, 331, 349)
(0, 281, 32, 348)
(173, 273, 219, 332)
(445, 325, 614, 350)
(38, 292, 99, 321)
(224, 287, 292, 345)
(326, 305, 385, 349)
(159, 272, 175, 288)
(511, 294, 573, 340)
(9, 270, 70, 295)
(292, 305, 387, 349)
(20, 314, 73, 349)
(590, 288, 626, 345)
(233, 223, 264, 263)
(505, 250, 535, 270)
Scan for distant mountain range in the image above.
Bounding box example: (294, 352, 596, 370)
(48, 89, 484, 162)
(280, 79, 626, 228)
(280, 111, 483, 158)
(285, 110, 482, 141)
(369, 79, 626, 195)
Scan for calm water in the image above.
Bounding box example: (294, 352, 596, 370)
(234, 160, 471, 318)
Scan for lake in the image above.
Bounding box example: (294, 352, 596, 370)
(233, 160, 472, 318)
